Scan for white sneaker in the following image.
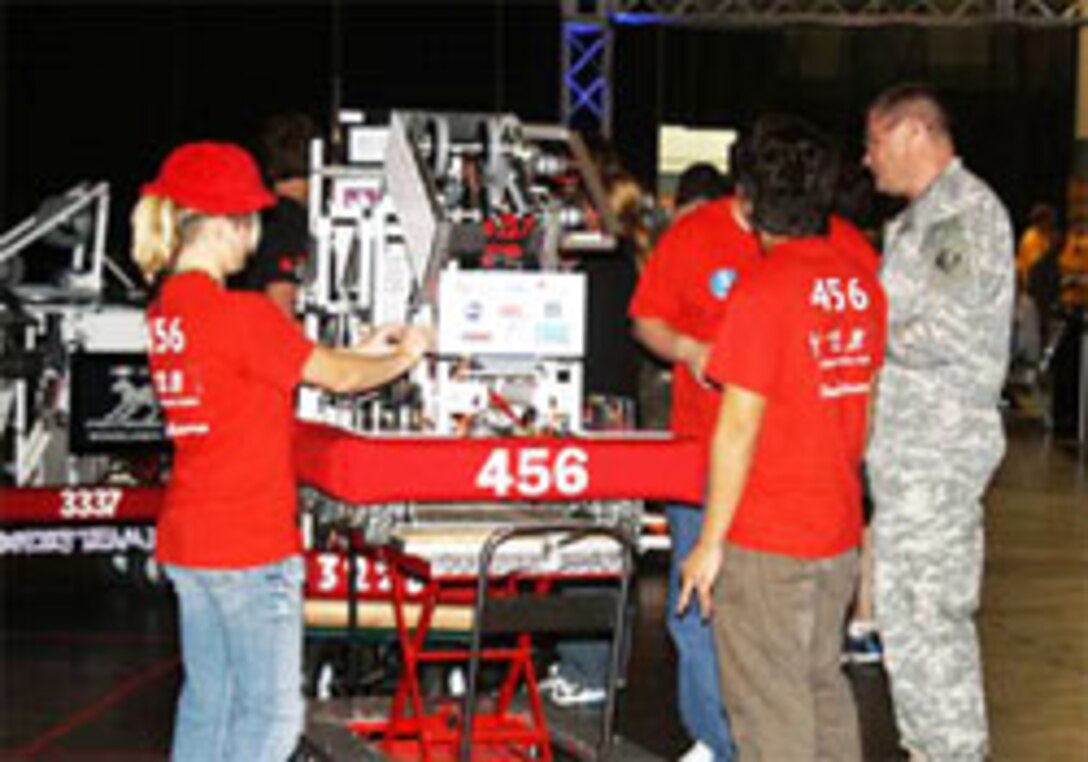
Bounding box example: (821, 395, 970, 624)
(447, 667, 466, 697)
(109, 553, 130, 575)
(316, 663, 334, 700)
(548, 678, 606, 707)
(537, 663, 563, 693)
(538, 664, 606, 707)
(678, 741, 715, 762)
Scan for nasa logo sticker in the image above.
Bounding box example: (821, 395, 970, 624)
(710, 268, 738, 300)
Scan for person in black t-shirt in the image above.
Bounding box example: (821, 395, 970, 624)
(229, 113, 320, 316)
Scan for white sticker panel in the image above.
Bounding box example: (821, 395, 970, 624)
(438, 271, 585, 357)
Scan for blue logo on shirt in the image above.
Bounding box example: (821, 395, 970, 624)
(710, 268, 738, 300)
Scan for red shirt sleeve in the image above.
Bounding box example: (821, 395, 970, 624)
(234, 296, 315, 392)
(629, 224, 688, 322)
(705, 276, 783, 398)
(829, 216, 881, 275)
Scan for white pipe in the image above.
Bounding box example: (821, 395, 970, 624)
(91, 182, 110, 292)
(0, 182, 109, 278)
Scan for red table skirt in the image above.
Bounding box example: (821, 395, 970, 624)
(1, 424, 706, 525)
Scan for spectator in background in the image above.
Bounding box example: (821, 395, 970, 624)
(604, 170, 655, 274)
(673, 162, 728, 220)
(1011, 205, 1062, 381)
(1010, 204, 1058, 371)
(229, 113, 320, 316)
(1026, 215, 1065, 335)
(1049, 220, 1088, 438)
(1015, 203, 1057, 289)
(543, 169, 649, 707)
(1057, 222, 1088, 308)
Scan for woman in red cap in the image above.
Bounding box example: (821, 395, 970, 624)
(132, 141, 429, 761)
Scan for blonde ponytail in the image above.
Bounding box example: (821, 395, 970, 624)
(130, 195, 181, 284)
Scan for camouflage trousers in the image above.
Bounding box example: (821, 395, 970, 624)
(868, 462, 991, 762)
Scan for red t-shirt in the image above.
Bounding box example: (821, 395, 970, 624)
(705, 237, 887, 558)
(147, 272, 314, 568)
(629, 198, 762, 441)
(829, 216, 880, 274)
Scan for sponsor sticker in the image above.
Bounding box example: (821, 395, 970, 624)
(710, 268, 738, 300)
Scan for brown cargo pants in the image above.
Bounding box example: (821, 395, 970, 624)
(711, 543, 861, 762)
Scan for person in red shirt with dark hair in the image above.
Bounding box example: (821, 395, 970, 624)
(679, 116, 886, 761)
(132, 141, 430, 762)
(630, 144, 879, 762)
(630, 182, 762, 762)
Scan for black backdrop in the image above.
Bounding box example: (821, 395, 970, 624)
(1, 1, 559, 258)
(613, 22, 1075, 230)
(1, 2, 1076, 260)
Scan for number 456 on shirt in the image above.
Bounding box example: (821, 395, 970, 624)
(810, 277, 870, 313)
(148, 316, 186, 354)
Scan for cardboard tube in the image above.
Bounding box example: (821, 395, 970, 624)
(304, 599, 475, 632)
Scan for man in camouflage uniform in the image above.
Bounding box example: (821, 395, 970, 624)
(863, 84, 1014, 762)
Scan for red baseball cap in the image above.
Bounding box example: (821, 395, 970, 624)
(141, 141, 276, 214)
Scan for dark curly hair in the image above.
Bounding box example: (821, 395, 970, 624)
(675, 162, 727, 209)
(733, 115, 837, 238)
(259, 113, 321, 182)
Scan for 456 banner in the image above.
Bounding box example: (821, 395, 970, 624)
(293, 423, 707, 505)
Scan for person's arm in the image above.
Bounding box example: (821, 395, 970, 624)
(677, 384, 766, 618)
(265, 281, 298, 318)
(302, 325, 431, 394)
(632, 317, 710, 386)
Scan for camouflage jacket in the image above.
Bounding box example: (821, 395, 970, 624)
(870, 158, 1014, 462)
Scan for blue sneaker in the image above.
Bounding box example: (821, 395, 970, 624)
(843, 625, 883, 665)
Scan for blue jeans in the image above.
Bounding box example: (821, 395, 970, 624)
(555, 582, 613, 689)
(165, 555, 305, 762)
(667, 503, 735, 761)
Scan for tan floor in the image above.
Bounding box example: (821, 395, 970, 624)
(982, 424, 1087, 762)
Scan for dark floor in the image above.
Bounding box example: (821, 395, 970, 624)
(2, 420, 1081, 761)
(0, 553, 898, 761)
